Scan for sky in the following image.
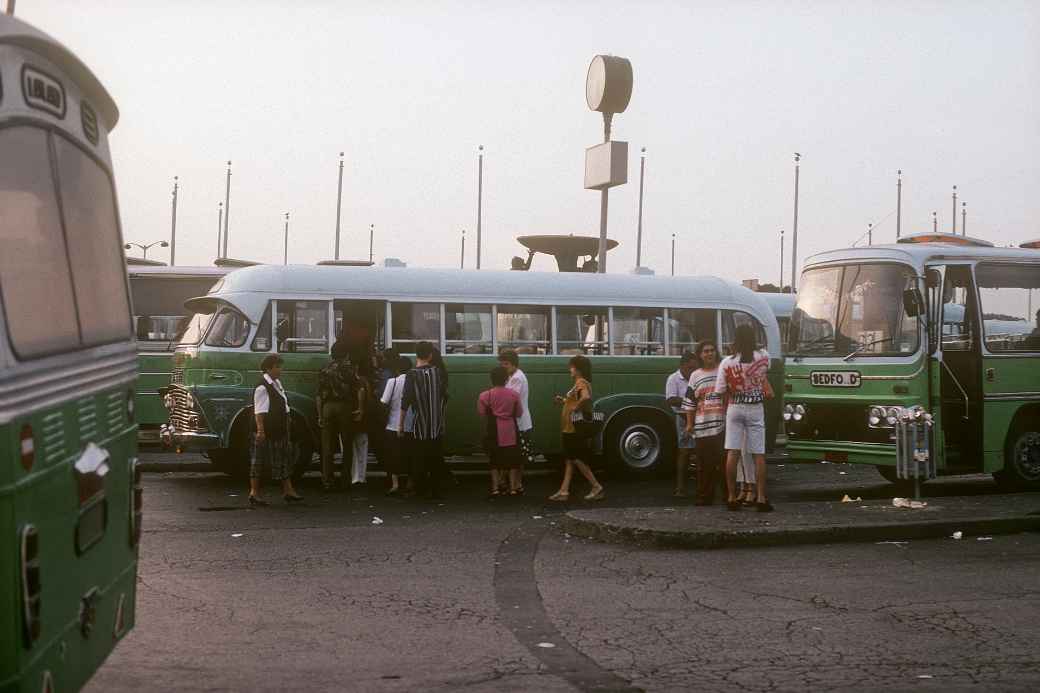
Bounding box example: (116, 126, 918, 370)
(17, 0, 1040, 283)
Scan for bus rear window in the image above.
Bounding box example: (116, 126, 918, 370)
(0, 127, 81, 357)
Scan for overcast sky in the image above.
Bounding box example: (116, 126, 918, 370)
(19, 0, 1040, 282)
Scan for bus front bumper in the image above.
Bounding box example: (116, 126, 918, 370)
(160, 424, 222, 451)
(787, 440, 896, 466)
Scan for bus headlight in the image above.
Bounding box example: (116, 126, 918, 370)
(885, 407, 901, 426)
(793, 404, 806, 421)
(868, 406, 883, 427)
(783, 404, 794, 421)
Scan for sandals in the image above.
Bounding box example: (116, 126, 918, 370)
(510, 487, 525, 496)
(548, 491, 570, 502)
(584, 487, 606, 502)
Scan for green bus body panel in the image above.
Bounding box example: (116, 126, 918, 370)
(177, 352, 785, 456)
(136, 352, 174, 428)
(982, 354, 1040, 472)
(0, 389, 138, 692)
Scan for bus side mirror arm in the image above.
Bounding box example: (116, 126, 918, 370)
(903, 287, 924, 318)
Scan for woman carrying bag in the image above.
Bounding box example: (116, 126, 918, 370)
(477, 367, 526, 497)
(549, 355, 605, 502)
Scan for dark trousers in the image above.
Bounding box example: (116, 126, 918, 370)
(695, 432, 725, 503)
(411, 436, 445, 497)
(321, 401, 354, 485)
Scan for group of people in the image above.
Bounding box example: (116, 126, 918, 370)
(668, 324, 774, 512)
(245, 325, 768, 511)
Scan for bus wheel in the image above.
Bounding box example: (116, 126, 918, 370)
(209, 417, 252, 479)
(995, 422, 1040, 491)
(606, 412, 671, 476)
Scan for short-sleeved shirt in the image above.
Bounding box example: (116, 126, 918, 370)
(478, 386, 522, 448)
(665, 369, 688, 415)
(380, 374, 407, 431)
(715, 350, 771, 405)
(506, 369, 533, 432)
(682, 367, 725, 438)
(254, 374, 290, 414)
(560, 377, 590, 434)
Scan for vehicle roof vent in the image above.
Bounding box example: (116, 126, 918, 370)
(897, 232, 993, 247)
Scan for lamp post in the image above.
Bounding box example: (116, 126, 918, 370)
(125, 240, 168, 260)
(460, 229, 466, 269)
(216, 202, 223, 259)
(283, 212, 289, 265)
(476, 145, 484, 270)
(369, 223, 374, 264)
(222, 161, 231, 258)
(933, 211, 937, 233)
(779, 229, 784, 290)
(896, 170, 902, 239)
(868, 222, 873, 246)
(636, 147, 646, 268)
(952, 185, 958, 235)
(791, 153, 801, 291)
(962, 202, 967, 235)
(335, 152, 344, 260)
(671, 233, 676, 277)
(169, 176, 179, 265)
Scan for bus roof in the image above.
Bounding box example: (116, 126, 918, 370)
(757, 292, 797, 318)
(200, 264, 776, 323)
(127, 265, 229, 279)
(804, 239, 1040, 272)
(0, 14, 118, 129)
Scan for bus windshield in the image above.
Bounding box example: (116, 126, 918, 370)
(790, 263, 919, 357)
(176, 313, 213, 345)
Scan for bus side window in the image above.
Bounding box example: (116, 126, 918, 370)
(277, 300, 330, 353)
(556, 306, 608, 355)
(391, 302, 440, 354)
(0, 127, 80, 357)
(445, 304, 492, 354)
(941, 267, 976, 351)
(205, 308, 250, 349)
(976, 263, 1040, 353)
(497, 305, 551, 355)
(251, 302, 272, 352)
(612, 307, 664, 355)
(721, 311, 767, 356)
(667, 308, 717, 356)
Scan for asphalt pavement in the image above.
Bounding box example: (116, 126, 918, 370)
(86, 453, 1040, 692)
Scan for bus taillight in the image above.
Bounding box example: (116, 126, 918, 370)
(19, 424, 34, 472)
(129, 458, 143, 547)
(20, 525, 42, 646)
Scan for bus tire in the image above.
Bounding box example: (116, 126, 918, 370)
(994, 419, 1040, 491)
(605, 410, 672, 477)
(209, 417, 252, 479)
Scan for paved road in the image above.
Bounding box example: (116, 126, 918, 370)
(87, 456, 1040, 692)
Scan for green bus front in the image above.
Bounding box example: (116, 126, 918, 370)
(784, 251, 1040, 489)
(1, 15, 141, 691)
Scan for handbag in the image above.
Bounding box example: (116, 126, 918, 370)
(569, 400, 604, 440)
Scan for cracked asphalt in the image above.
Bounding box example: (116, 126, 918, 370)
(86, 454, 1040, 692)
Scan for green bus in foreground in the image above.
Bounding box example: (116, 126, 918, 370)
(1, 14, 140, 692)
(784, 232, 1040, 489)
(161, 264, 783, 478)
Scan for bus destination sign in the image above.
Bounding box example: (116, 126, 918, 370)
(810, 371, 861, 388)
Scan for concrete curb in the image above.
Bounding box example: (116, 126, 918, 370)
(560, 511, 1040, 550)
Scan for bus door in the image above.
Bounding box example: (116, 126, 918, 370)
(936, 264, 984, 469)
(333, 299, 387, 354)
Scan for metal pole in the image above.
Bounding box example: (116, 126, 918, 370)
(5, 1, 14, 16)
(952, 185, 958, 235)
(896, 170, 902, 239)
(868, 222, 873, 246)
(335, 152, 344, 260)
(636, 147, 646, 268)
(460, 229, 466, 269)
(369, 224, 374, 263)
(962, 202, 966, 235)
(933, 211, 937, 233)
(597, 113, 613, 274)
(283, 213, 289, 265)
(791, 153, 800, 292)
(170, 176, 178, 266)
(476, 145, 484, 270)
(670, 233, 676, 276)
(779, 229, 784, 289)
(222, 161, 231, 258)
(216, 203, 223, 260)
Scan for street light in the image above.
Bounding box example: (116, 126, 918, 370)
(791, 153, 801, 291)
(369, 223, 375, 263)
(636, 147, 646, 269)
(779, 229, 784, 289)
(335, 152, 344, 260)
(216, 202, 223, 259)
(125, 240, 168, 259)
(170, 176, 178, 266)
(476, 145, 484, 270)
(896, 170, 902, 239)
(671, 233, 676, 277)
(222, 161, 231, 258)
(283, 212, 289, 265)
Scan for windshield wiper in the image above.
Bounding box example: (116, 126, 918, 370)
(793, 334, 835, 355)
(843, 337, 895, 361)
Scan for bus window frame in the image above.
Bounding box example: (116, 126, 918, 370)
(975, 261, 1040, 357)
(0, 121, 132, 362)
(275, 299, 331, 354)
(204, 307, 251, 349)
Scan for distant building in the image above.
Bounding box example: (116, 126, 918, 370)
(742, 278, 760, 291)
(384, 257, 407, 268)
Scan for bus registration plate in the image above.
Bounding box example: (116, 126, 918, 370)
(810, 371, 861, 388)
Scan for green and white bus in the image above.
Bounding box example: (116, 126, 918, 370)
(1, 14, 140, 692)
(161, 264, 783, 477)
(127, 264, 227, 442)
(784, 233, 1040, 489)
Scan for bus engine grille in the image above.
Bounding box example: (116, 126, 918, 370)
(167, 388, 207, 433)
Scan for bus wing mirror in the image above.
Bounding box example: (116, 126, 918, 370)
(903, 288, 924, 318)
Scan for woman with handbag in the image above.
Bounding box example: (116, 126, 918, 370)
(379, 354, 409, 496)
(549, 355, 605, 502)
(477, 366, 525, 497)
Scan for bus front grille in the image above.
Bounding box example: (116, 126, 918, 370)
(167, 388, 207, 433)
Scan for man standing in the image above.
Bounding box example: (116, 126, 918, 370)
(666, 351, 698, 497)
(401, 341, 448, 499)
(316, 340, 357, 492)
(683, 341, 726, 505)
(499, 348, 532, 495)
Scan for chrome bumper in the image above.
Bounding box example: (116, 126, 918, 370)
(160, 424, 222, 451)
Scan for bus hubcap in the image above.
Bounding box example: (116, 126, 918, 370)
(619, 425, 660, 469)
(1013, 432, 1040, 481)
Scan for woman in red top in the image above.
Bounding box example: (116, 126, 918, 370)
(477, 367, 525, 496)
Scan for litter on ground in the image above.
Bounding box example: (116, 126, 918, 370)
(951, 531, 963, 540)
(892, 497, 927, 509)
(840, 494, 863, 502)
(977, 536, 993, 541)
(536, 642, 556, 649)
(371, 517, 384, 525)
(231, 533, 244, 538)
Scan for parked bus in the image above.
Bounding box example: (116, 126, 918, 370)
(127, 264, 227, 442)
(759, 292, 797, 353)
(1, 14, 141, 691)
(161, 265, 782, 477)
(784, 233, 1040, 489)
